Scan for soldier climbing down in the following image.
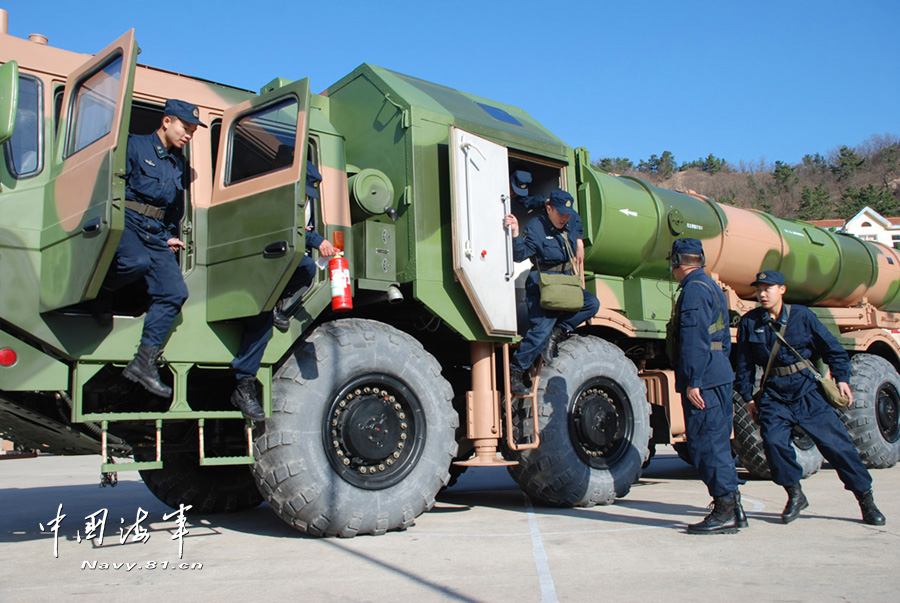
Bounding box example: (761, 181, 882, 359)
(503, 190, 598, 396)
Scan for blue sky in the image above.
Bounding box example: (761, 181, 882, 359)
(5, 0, 898, 168)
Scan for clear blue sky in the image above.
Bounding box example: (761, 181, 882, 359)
(5, 0, 898, 167)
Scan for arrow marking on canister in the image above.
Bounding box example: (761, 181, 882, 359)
(620, 209, 637, 217)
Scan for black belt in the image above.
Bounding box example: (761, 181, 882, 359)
(125, 200, 165, 220)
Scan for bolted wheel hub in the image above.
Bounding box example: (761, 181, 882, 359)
(325, 375, 424, 490)
(876, 383, 900, 444)
(569, 379, 633, 469)
(574, 391, 618, 450)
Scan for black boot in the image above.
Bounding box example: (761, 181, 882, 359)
(781, 483, 808, 524)
(541, 326, 567, 365)
(687, 495, 739, 534)
(734, 488, 748, 528)
(122, 344, 172, 398)
(854, 489, 886, 526)
(510, 370, 530, 396)
(272, 300, 290, 332)
(231, 377, 265, 421)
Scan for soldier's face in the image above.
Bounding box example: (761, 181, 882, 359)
(160, 116, 198, 150)
(546, 204, 571, 229)
(755, 283, 786, 310)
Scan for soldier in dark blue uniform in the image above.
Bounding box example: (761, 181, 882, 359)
(503, 190, 598, 395)
(227, 161, 336, 420)
(509, 169, 546, 211)
(735, 270, 886, 525)
(106, 100, 203, 399)
(669, 238, 743, 534)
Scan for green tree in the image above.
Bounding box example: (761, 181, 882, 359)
(831, 146, 865, 181)
(773, 160, 798, 193)
(595, 157, 634, 173)
(797, 184, 831, 220)
(800, 153, 828, 174)
(837, 184, 899, 218)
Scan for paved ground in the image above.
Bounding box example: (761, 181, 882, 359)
(1, 447, 897, 602)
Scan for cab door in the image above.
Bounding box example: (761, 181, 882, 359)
(449, 127, 517, 337)
(206, 80, 310, 322)
(39, 30, 136, 311)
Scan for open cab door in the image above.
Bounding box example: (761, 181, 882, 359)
(0, 60, 18, 146)
(39, 30, 137, 311)
(449, 127, 517, 337)
(206, 79, 311, 322)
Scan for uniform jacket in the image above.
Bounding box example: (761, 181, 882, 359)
(735, 304, 851, 403)
(673, 269, 733, 392)
(124, 132, 184, 241)
(513, 212, 583, 288)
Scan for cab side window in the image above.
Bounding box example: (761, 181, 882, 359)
(65, 54, 123, 157)
(227, 97, 298, 184)
(4, 75, 41, 178)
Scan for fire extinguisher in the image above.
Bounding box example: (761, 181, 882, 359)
(329, 252, 352, 311)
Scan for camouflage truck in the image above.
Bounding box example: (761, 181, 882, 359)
(2, 16, 898, 537)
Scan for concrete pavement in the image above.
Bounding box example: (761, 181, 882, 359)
(1, 447, 897, 602)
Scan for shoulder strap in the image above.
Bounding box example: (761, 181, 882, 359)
(767, 305, 824, 379)
(690, 279, 726, 334)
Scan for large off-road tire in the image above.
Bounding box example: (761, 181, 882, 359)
(731, 390, 823, 480)
(139, 452, 263, 514)
(253, 319, 458, 537)
(843, 354, 900, 468)
(507, 335, 650, 506)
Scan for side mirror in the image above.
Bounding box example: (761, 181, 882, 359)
(0, 60, 18, 146)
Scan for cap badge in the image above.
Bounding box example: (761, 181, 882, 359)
(193, 108, 199, 118)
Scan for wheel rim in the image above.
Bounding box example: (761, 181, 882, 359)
(876, 382, 900, 444)
(568, 377, 634, 469)
(323, 374, 426, 489)
(790, 426, 817, 451)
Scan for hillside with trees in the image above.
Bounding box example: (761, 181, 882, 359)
(594, 134, 900, 221)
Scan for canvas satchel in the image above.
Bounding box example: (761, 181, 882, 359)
(537, 233, 583, 312)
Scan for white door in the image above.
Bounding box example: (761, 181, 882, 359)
(449, 127, 516, 337)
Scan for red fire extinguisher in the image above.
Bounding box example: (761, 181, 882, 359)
(329, 252, 352, 311)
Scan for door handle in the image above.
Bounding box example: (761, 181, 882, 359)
(263, 240, 288, 258)
(82, 217, 101, 235)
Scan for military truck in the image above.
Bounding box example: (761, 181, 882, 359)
(2, 14, 898, 537)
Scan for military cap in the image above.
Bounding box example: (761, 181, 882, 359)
(548, 189, 576, 215)
(306, 160, 322, 199)
(669, 238, 704, 259)
(510, 170, 532, 196)
(163, 99, 207, 127)
(752, 270, 786, 287)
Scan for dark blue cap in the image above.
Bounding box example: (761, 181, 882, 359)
(669, 238, 704, 259)
(163, 99, 206, 127)
(510, 170, 531, 196)
(548, 190, 575, 215)
(752, 270, 786, 287)
(306, 161, 322, 198)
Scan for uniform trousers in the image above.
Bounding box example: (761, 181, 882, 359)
(683, 382, 739, 498)
(758, 388, 871, 492)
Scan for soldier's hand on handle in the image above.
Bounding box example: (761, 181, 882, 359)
(575, 239, 585, 275)
(839, 381, 854, 407)
(504, 214, 519, 237)
(319, 239, 336, 257)
(167, 237, 185, 253)
(686, 386, 706, 410)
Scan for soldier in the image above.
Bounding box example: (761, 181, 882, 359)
(106, 99, 202, 399)
(734, 270, 885, 525)
(510, 169, 544, 211)
(668, 238, 744, 534)
(503, 190, 598, 395)
(228, 161, 335, 420)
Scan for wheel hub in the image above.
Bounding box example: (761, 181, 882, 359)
(574, 391, 618, 451)
(324, 376, 423, 490)
(876, 384, 900, 443)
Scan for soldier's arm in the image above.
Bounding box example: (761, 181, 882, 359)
(677, 283, 714, 389)
(734, 318, 755, 403)
(807, 308, 851, 383)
